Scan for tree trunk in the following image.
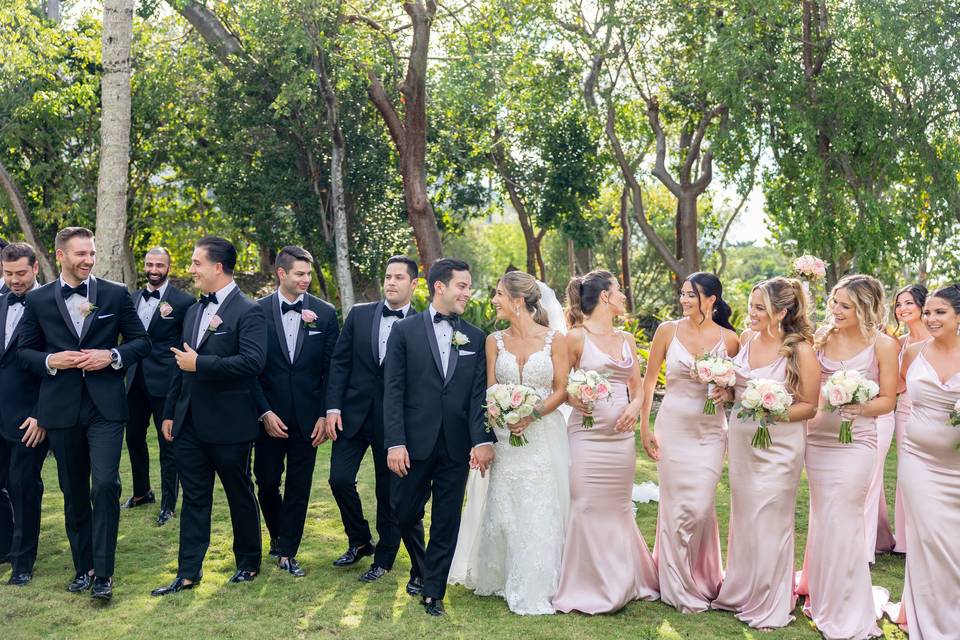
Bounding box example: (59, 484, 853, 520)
(490, 130, 544, 278)
(619, 187, 633, 313)
(0, 160, 56, 282)
(174, 0, 244, 66)
(95, 0, 134, 286)
(44, 0, 60, 22)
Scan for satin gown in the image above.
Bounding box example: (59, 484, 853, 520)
(552, 334, 659, 614)
(796, 342, 885, 640)
(711, 337, 804, 628)
(892, 393, 911, 554)
(865, 410, 896, 562)
(651, 328, 726, 613)
(884, 349, 960, 639)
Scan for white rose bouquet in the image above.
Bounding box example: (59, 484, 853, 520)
(792, 255, 827, 281)
(691, 354, 737, 415)
(735, 378, 793, 449)
(566, 369, 612, 429)
(485, 383, 540, 446)
(822, 369, 880, 443)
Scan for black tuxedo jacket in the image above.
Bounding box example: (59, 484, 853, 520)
(325, 300, 415, 442)
(382, 311, 493, 462)
(18, 276, 151, 429)
(162, 287, 267, 445)
(0, 293, 41, 441)
(126, 284, 196, 397)
(251, 292, 339, 438)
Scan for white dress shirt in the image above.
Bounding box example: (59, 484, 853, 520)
(196, 280, 238, 345)
(379, 301, 411, 364)
(3, 281, 39, 350)
(278, 290, 304, 362)
(136, 280, 168, 330)
(430, 304, 454, 377)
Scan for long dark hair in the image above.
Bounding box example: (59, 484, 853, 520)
(931, 284, 960, 315)
(565, 270, 614, 328)
(685, 272, 735, 331)
(893, 284, 928, 333)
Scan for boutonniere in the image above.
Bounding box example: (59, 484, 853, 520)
(158, 302, 173, 318)
(78, 301, 98, 318)
(452, 331, 470, 349)
(301, 309, 318, 328)
(206, 315, 223, 333)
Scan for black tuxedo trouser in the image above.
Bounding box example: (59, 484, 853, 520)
(126, 369, 179, 511)
(253, 423, 316, 558)
(329, 416, 423, 575)
(0, 436, 48, 574)
(175, 417, 261, 581)
(390, 434, 467, 600)
(46, 391, 124, 577)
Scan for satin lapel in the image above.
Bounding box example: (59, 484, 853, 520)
(78, 276, 98, 344)
(445, 326, 460, 386)
(146, 286, 169, 331)
(292, 297, 307, 364)
(370, 301, 384, 366)
(270, 295, 292, 365)
(189, 303, 203, 349)
(198, 287, 240, 351)
(421, 311, 445, 381)
(0, 296, 8, 356)
(54, 280, 79, 341)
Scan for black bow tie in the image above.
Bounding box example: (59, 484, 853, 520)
(61, 282, 87, 299)
(7, 293, 25, 306)
(281, 300, 303, 315)
(141, 289, 160, 301)
(199, 292, 218, 307)
(433, 312, 459, 326)
(382, 307, 404, 319)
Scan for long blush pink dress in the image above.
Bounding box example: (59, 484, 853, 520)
(651, 327, 726, 613)
(711, 337, 804, 628)
(865, 410, 896, 562)
(552, 334, 659, 614)
(796, 342, 885, 640)
(884, 348, 960, 639)
(892, 393, 911, 554)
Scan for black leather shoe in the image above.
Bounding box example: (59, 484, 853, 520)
(7, 572, 32, 586)
(278, 558, 305, 578)
(422, 598, 445, 616)
(359, 565, 389, 583)
(91, 576, 113, 601)
(151, 576, 198, 596)
(268, 537, 280, 557)
(156, 509, 174, 527)
(121, 490, 155, 509)
(406, 576, 423, 596)
(332, 543, 375, 567)
(228, 569, 257, 583)
(67, 572, 93, 593)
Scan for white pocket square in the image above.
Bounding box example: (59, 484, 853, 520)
(96, 313, 115, 319)
(213, 331, 228, 336)
(308, 330, 323, 336)
(459, 350, 476, 356)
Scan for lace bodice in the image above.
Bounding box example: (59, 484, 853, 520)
(494, 330, 556, 397)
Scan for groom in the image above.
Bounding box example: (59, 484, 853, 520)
(383, 258, 495, 616)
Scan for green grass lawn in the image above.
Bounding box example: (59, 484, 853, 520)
(0, 431, 908, 640)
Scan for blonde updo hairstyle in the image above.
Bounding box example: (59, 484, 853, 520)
(814, 274, 887, 352)
(752, 277, 814, 394)
(499, 271, 549, 328)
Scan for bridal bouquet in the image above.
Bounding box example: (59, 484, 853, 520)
(691, 354, 737, 415)
(485, 383, 539, 446)
(566, 369, 612, 428)
(949, 400, 960, 450)
(822, 369, 880, 443)
(735, 378, 792, 449)
(792, 255, 827, 281)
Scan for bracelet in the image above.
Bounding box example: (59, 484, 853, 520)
(531, 403, 544, 420)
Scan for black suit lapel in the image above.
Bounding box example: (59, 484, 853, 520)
(0, 296, 8, 357)
(145, 285, 170, 331)
(292, 297, 308, 364)
(189, 302, 204, 349)
(445, 325, 460, 386)
(197, 287, 241, 351)
(371, 301, 384, 366)
(421, 310, 445, 381)
(78, 276, 98, 344)
(270, 295, 292, 365)
(54, 279, 79, 340)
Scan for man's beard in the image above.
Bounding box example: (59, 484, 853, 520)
(145, 272, 167, 286)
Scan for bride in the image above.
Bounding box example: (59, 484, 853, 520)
(448, 270, 570, 615)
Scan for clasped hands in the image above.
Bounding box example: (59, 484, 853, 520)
(386, 444, 495, 478)
(48, 349, 113, 371)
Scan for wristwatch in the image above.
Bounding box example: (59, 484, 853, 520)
(110, 350, 120, 366)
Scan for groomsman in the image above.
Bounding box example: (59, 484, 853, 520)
(383, 258, 495, 616)
(18, 227, 151, 601)
(252, 246, 338, 577)
(0, 243, 45, 585)
(121, 247, 194, 525)
(325, 256, 426, 592)
(152, 236, 267, 596)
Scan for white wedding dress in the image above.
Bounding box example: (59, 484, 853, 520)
(448, 330, 569, 615)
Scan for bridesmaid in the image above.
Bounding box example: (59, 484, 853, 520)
(890, 284, 929, 554)
(552, 270, 659, 614)
(885, 285, 960, 639)
(796, 274, 898, 640)
(711, 278, 819, 629)
(640, 272, 740, 613)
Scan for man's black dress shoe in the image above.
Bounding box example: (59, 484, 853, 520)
(406, 576, 423, 596)
(91, 576, 113, 601)
(278, 558, 306, 578)
(121, 490, 155, 509)
(422, 598, 445, 617)
(332, 543, 375, 567)
(67, 572, 93, 593)
(359, 565, 389, 583)
(7, 572, 32, 586)
(151, 576, 198, 596)
(228, 569, 257, 583)
(156, 509, 174, 527)
(268, 537, 280, 557)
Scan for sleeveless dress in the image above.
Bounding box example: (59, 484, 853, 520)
(711, 336, 804, 628)
(449, 330, 568, 615)
(891, 338, 927, 554)
(865, 408, 896, 561)
(884, 346, 960, 639)
(551, 333, 659, 614)
(651, 327, 727, 613)
(796, 341, 886, 639)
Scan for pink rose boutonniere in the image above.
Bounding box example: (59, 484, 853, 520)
(159, 302, 173, 318)
(78, 301, 98, 318)
(206, 315, 223, 333)
(301, 309, 318, 328)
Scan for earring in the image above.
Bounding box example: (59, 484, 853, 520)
(515, 305, 520, 318)
(778, 320, 782, 332)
